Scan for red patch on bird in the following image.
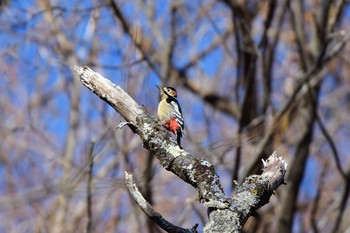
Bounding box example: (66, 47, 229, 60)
(164, 118, 179, 134)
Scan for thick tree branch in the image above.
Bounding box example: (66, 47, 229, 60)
(74, 65, 287, 232)
(74, 65, 227, 207)
(205, 152, 287, 232)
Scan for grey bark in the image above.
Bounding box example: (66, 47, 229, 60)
(74, 65, 288, 233)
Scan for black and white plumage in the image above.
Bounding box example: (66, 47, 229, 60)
(157, 86, 185, 148)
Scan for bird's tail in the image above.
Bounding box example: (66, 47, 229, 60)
(176, 130, 183, 149)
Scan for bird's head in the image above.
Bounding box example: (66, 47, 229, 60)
(157, 85, 177, 99)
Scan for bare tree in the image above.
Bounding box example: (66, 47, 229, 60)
(0, 0, 350, 232)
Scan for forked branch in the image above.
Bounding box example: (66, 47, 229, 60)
(74, 65, 288, 232)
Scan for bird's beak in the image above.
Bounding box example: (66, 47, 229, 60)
(156, 85, 161, 90)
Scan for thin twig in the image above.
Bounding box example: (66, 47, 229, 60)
(310, 164, 327, 233)
(85, 141, 95, 233)
(331, 171, 350, 233)
(315, 112, 347, 180)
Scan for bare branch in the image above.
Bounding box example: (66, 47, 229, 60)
(315, 111, 347, 180)
(74, 65, 227, 206)
(331, 171, 350, 233)
(124, 172, 198, 233)
(85, 141, 95, 233)
(74, 65, 288, 232)
(310, 165, 327, 233)
(205, 152, 288, 232)
(74, 66, 143, 124)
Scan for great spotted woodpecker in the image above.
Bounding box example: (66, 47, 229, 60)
(157, 86, 184, 148)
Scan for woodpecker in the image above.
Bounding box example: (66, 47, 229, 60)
(157, 86, 184, 148)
